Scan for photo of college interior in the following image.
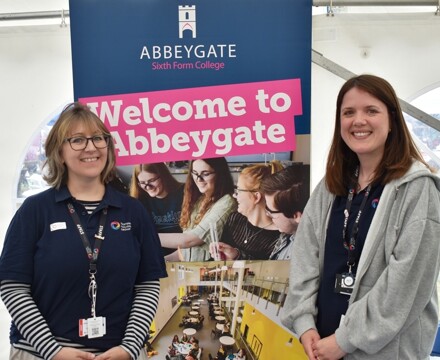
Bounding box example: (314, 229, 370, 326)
(148, 260, 306, 360)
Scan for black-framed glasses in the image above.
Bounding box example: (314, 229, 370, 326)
(265, 205, 283, 218)
(233, 185, 259, 196)
(190, 170, 215, 182)
(138, 176, 160, 190)
(65, 134, 110, 151)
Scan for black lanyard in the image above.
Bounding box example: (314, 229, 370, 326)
(67, 202, 108, 274)
(67, 202, 108, 317)
(342, 170, 372, 270)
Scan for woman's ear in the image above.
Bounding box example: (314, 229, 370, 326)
(253, 191, 262, 204)
(293, 211, 302, 223)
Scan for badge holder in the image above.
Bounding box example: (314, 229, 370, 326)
(79, 268, 106, 338)
(334, 272, 355, 296)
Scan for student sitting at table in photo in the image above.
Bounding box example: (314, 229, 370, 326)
(130, 162, 184, 257)
(209, 161, 282, 260)
(189, 335, 198, 343)
(216, 344, 227, 360)
(159, 157, 237, 261)
(167, 345, 180, 360)
(181, 333, 189, 343)
(234, 348, 246, 360)
(190, 338, 200, 353)
(259, 165, 306, 260)
(185, 349, 198, 360)
(221, 323, 232, 337)
(179, 315, 189, 327)
(171, 334, 180, 346)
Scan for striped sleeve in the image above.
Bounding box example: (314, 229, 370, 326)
(0, 280, 62, 360)
(119, 280, 160, 360)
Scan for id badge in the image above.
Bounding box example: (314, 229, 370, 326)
(334, 273, 355, 296)
(79, 317, 106, 338)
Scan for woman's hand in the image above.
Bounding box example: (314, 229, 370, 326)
(209, 241, 238, 260)
(312, 334, 346, 360)
(52, 347, 96, 360)
(300, 329, 321, 360)
(95, 346, 131, 360)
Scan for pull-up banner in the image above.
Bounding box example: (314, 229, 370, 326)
(69, 0, 312, 165)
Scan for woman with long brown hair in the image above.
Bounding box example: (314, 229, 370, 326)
(159, 157, 236, 261)
(281, 75, 440, 360)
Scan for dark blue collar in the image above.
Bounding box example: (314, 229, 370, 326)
(54, 184, 123, 209)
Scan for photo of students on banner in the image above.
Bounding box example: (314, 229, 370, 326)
(121, 158, 310, 262)
(208, 161, 283, 261)
(158, 157, 237, 262)
(130, 163, 185, 257)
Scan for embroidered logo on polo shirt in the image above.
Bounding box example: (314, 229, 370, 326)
(50, 222, 67, 231)
(111, 221, 132, 231)
(111, 221, 121, 230)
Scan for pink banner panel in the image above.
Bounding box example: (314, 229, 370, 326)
(81, 79, 302, 165)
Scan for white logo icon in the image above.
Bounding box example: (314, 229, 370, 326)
(178, 5, 196, 39)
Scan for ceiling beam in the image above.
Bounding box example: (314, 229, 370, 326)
(0, 10, 69, 21)
(313, 0, 439, 5)
(312, 49, 440, 133)
(0, 0, 439, 21)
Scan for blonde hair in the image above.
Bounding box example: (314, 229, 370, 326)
(43, 102, 116, 188)
(240, 160, 284, 190)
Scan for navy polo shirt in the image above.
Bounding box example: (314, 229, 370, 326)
(0, 185, 167, 350)
(316, 183, 384, 338)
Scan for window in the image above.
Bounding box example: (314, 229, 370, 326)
(16, 108, 63, 206)
(406, 86, 440, 171)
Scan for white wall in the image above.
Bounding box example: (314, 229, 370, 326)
(0, 25, 73, 234)
(0, 8, 439, 356)
(310, 12, 440, 188)
(0, 23, 73, 358)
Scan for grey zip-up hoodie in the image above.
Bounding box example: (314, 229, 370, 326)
(281, 161, 440, 359)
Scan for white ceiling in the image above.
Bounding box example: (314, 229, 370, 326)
(0, 0, 437, 33)
(0, 0, 69, 13)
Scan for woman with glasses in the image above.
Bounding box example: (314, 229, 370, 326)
(0, 102, 167, 360)
(260, 165, 306, 261)
(130, 163, 184, 257)
(281, 75, 440, 360)
(209, 161, 282, 261)
(159, 157, 236, 261)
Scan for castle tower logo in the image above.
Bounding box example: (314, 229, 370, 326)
(178, 5, 196, 39)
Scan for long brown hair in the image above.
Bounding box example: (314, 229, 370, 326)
(179, 157, 234, 229)
(43, 102, 116, 189)
(326, 74, 429, 196)
(130, 162, 182, 199)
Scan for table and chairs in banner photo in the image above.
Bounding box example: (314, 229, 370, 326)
(162, 291, 247, 360)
